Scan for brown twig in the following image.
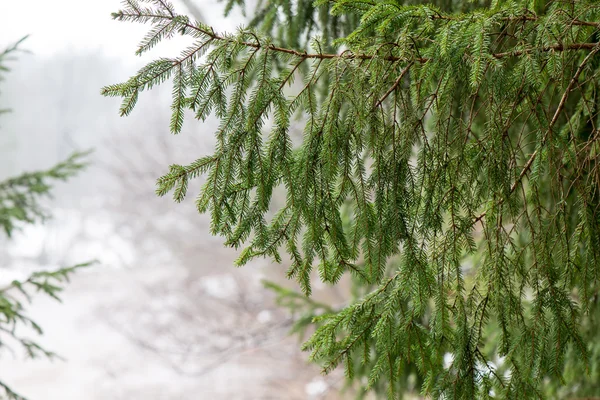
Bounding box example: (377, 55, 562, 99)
(114, 11, 599, 63)
(474, 44, 600, 223)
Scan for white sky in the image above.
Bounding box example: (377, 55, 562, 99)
(0, 0, 242, 60)
(0, 0, 246, 175)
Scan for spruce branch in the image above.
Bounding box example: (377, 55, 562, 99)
(476, 43, 600, 223)
(110, 6, 600, 63)
(105, 0, 600, 397)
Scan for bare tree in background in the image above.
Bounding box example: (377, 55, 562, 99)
(93, 116, 349, 399)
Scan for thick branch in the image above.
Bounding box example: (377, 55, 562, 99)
(113, 11, 599, 62)
(493, 43, 600, 59)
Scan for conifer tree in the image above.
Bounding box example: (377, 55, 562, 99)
(0, 38, 91, 400)
(104, 0, 600, 397)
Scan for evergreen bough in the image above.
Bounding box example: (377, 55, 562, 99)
(104, 0, 600, 397)
(0, 38, 91, 400)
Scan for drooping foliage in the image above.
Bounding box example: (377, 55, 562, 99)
(0, 38, 92, 400)
(104, 0, 600, 397)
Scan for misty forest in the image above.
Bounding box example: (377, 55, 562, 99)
(2, 0, 600, 399)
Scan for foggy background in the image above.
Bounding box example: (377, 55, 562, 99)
(0, 1, 348, 398)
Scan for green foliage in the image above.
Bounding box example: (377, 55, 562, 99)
(0, 38, 92, 400)
(0, 152, 90, 238)
(0, 36, 28, 118)
(0, 262, 94, 400)
(105, 0, 600, 397)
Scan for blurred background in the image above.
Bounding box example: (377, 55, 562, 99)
(0, 1, 348, 398)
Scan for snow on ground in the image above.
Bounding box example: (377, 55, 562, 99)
(0, 207, 346, 399)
